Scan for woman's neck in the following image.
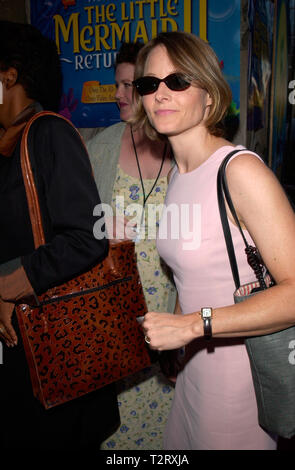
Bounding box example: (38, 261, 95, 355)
(128, 123, 168, 157)
(169, 127, 230, 174)
(119, 123, 171, 179)
(128, 124, 151, 148)
(1, 94, 35, 130)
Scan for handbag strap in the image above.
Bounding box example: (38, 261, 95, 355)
(20, 111, 126, 280)
(217, 150, 242, 289)
(217, 150, 268, 290)
(20, 111, 86, 249)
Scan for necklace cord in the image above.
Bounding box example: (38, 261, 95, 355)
(130, 126, 167, 208)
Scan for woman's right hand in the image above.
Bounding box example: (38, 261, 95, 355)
(142, 311, 201, 351)
(0, 298, 17, 347)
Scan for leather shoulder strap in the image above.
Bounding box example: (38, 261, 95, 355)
(20, 111, 82, 248)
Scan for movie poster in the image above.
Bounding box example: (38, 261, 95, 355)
(28, 0, 241, 128)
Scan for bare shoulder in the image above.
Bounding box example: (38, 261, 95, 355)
(225, 151, 294, 227)
(225, 152, 278, 194)
(226, 152, 270, 175)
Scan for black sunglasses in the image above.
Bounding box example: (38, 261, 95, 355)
(133, 73, 191, 96)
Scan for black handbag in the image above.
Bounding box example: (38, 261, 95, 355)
(217, 150, 295, 439)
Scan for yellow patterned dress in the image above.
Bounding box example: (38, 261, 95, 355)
(100, 165, 176, 450)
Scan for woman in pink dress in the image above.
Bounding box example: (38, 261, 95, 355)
(131, 31, 295, 450)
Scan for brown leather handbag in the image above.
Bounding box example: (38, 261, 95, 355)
(15, 111, 151, 409)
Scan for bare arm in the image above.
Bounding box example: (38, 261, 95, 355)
(143, 155, 295, 350)
(212, 154, 295, 337)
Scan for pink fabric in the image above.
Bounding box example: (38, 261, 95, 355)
(157, 146, 277, 450)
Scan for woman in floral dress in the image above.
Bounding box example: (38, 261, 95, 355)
(86, 42, 176, 450)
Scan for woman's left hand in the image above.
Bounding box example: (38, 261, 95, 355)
(0, 299, 17, 347)
(142, 311, 201, 351)
(0, 266, 34, 302)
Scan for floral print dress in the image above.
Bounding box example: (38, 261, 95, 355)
(100, 165, 175, 450)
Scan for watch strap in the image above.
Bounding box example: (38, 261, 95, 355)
(203, 317, 212, 340)
(200, 308, 213, 340)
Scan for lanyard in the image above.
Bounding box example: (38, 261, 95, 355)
(130, 126, 167, 241)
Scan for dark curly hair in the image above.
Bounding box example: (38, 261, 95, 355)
(0, 21, 62, 111)
(115, 41, 144, 68)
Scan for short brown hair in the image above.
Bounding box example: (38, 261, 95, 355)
(131, 31, 232, 139)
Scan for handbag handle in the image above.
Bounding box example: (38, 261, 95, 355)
(217, 150, 268, 290)
(20, 111, 124, 279)
(20, 111, 85, 249)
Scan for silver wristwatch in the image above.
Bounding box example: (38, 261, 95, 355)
(199, 307, 213, 340)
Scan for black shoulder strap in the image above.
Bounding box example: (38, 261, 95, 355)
(217, 150, 245, 289)
(217, 148, 273, 292)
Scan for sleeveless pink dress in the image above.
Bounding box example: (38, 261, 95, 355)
(157, 146, 277, 450)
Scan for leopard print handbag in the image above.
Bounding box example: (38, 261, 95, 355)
(15, 112, 151, 409)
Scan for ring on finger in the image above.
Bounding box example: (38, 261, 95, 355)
(145, 335, 151, 344)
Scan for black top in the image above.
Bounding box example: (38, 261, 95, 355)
(0, 113, 119, 449)
(0, 114, 108, 294)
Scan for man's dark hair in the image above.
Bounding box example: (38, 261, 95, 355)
(115, 41, 144, 68)
(0, 21, 62, 111)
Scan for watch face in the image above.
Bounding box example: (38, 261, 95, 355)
(202, 308, 212, 318)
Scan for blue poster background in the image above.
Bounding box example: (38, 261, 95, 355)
(29, 0, 240, 128)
